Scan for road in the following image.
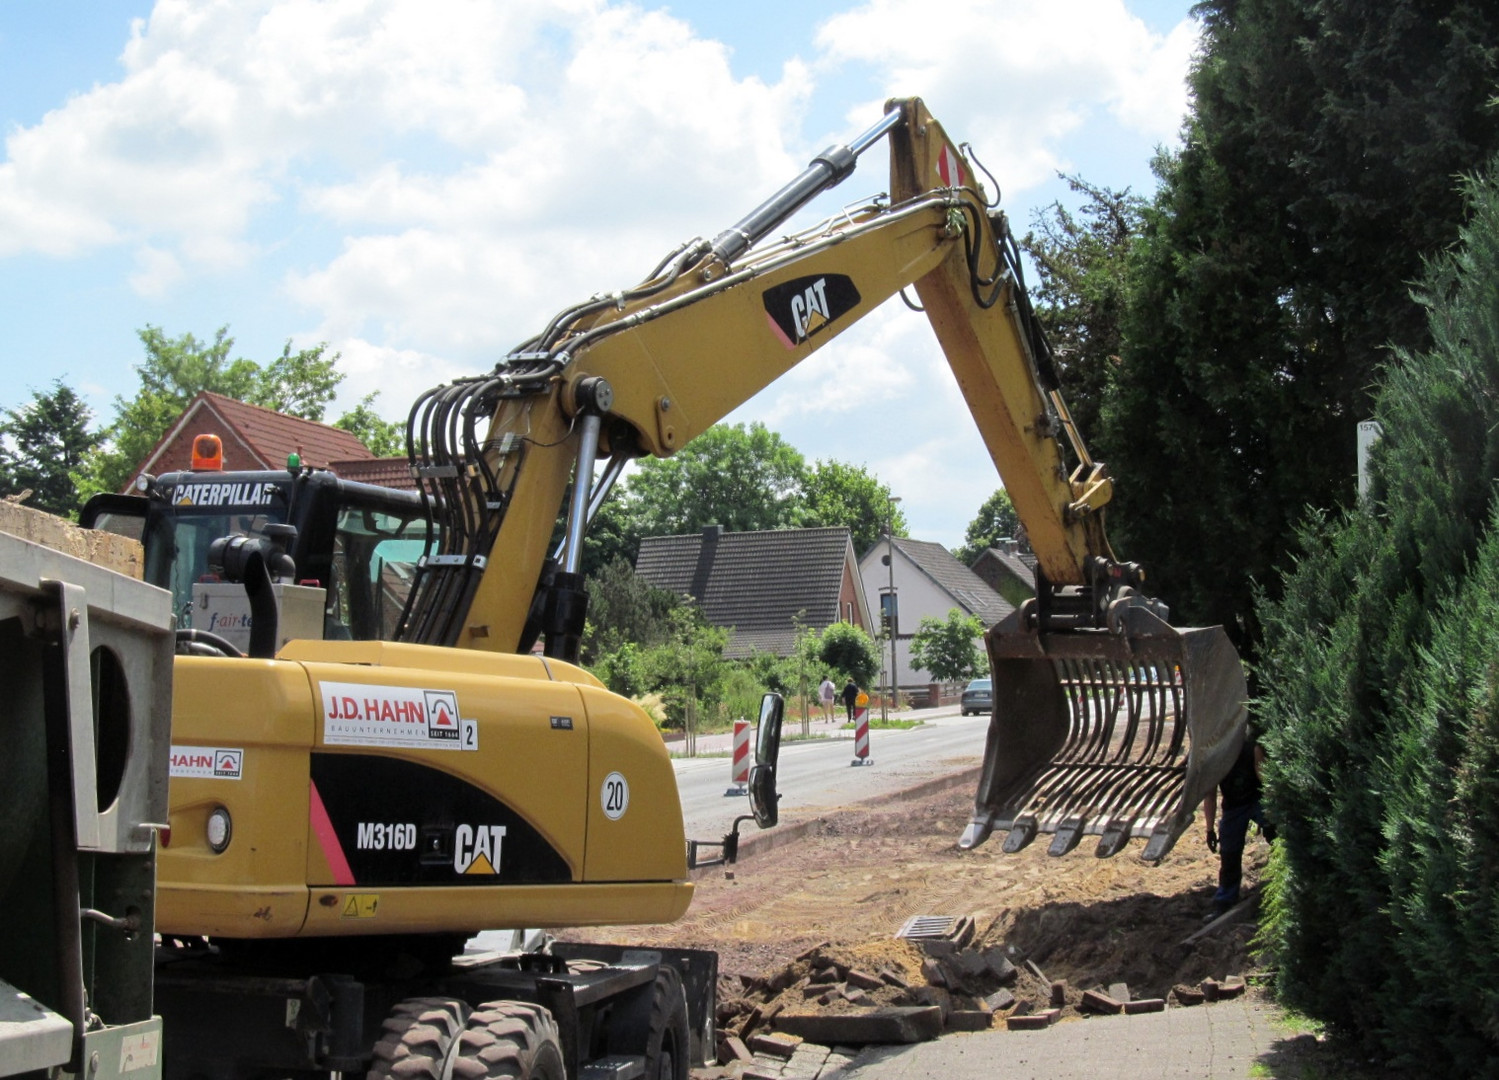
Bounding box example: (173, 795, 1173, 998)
(669, 706, 991, 843)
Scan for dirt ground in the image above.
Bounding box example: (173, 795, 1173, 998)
(563, 779, 1268, 1003)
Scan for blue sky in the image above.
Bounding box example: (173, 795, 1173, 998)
(0, 0, 1197, 548)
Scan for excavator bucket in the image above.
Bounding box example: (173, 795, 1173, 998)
(958, 605, 1247, 861)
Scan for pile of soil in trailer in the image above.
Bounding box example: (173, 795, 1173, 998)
(560, 778, 1270, 1028)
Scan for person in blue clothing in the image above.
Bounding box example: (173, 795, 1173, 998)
(1201, 726, 1275, 920)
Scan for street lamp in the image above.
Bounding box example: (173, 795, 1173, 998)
(884, 496, 901, 721)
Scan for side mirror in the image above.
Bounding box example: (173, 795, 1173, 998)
(749, 692, 784, 829)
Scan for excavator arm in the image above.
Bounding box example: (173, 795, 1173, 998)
(396, 97, 1247, 861)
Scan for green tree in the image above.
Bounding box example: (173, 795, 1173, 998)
(1258, 161, 1499, 1068)
(334, 392, 405, 457)
(75, 326, 348, 499)
(621, 422, 807, 539)
(909, 608, 986, 683)
(1020, 174, 1144, 440)
(640, 606, 729, 730)
(1100, 0, 1499, 645)
(253, 340, 342, 421)
(800, 459, 907, 555)
(816, 621, 879, 689)
(954, 489, 1021, 565)
(581, 556, 681, 663)
(0, 380, 102, 517)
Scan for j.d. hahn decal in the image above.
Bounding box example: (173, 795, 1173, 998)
(320, 681, 478, 752)
(763, 274, 862, 350)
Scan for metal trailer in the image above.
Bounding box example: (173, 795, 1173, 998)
(0, 533, 175, 1080)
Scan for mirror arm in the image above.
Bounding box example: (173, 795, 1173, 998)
(685, 815, 759, 870)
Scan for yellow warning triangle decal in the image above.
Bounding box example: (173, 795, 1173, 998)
(342, 895, 359, 916)
(464, 852, 497, 875)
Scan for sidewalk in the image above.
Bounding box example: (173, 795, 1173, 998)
(832, 995, 1284, 1079)
(668, 702, 963, 756)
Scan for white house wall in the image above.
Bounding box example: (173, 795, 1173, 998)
(858, 544, 989, 689)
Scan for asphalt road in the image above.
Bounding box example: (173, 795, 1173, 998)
(670, 706, 992, 845)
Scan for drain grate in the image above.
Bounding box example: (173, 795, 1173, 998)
(895, 915, 959, 940)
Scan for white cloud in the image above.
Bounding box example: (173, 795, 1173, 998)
(814, 0, 1196, 195)
(128, 244, 183, 297)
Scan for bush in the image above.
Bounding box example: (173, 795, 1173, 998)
(1256, 162, 1499, 1070)
(817, 622, 880, 688)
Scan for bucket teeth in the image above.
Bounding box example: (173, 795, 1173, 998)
(965, 605, 1247, 861)
(1002, 818, 1037, 853)
(1047, 818, 1086, 857)
(958, 815, 995, 851)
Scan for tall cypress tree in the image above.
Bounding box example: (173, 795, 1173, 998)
(1101, 0, 1499, 646)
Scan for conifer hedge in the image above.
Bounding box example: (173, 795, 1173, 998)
(1257, 163, 1499, 1071)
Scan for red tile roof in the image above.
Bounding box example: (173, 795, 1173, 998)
(329, 458, 417, 491)
(132, 391, 374, 486)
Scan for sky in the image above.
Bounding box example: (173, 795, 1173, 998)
(0, 0, 1198, 549)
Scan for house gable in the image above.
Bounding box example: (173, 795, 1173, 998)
(130, 391, 374, 491)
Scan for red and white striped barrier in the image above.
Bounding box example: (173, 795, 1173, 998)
(725, 718, 751, 795)
(851, 705, 871, 766)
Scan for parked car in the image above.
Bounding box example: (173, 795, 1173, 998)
(961, 677, 993, 716)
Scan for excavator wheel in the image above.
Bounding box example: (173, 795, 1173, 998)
(367, 997, 472, 1080)
(642, 966, 690, 1080)
(452, 1001, 565, 1080)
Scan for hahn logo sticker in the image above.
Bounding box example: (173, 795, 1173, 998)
(321, 681, 476, 751)
(454, 824, 507, 875)
(763, 274, 862, 349)
(170, 745, 244, 780)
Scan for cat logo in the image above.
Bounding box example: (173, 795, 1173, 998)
(762, 274, 862, 349)
(454, 824, 507, 875)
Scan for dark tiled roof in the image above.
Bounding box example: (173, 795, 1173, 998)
(894, 537, 1013, 626)
(636, 526, 857, 658)
(973, 546, 1036, 587)
(330, 457, 417, 491)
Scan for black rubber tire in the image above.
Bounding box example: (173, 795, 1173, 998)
(643, 967, 690, 1080)
(452, 1001, 565, 1080)
(367, 997, 471, 1080)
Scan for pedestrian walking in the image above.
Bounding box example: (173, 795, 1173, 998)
(1202, 725, 1275, 919)
(841, 679, 858, 724)
(818, 675, 837, 722)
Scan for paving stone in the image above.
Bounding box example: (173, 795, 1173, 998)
(719, 1034, 753, 1063)
(1080, 989, 1124, 1015)
(1049, 980, 1069, 1007)
(982, 988, 1015, 1012)
(1171, 983, 1206, 1006)
(749, 1033, 799, 1059)
(742, 1066, 782, 1080)
(1123, 998, 1166, 1015)
(772, 1006, 944, 1045)
(981, 947, 1018, 985)
(1107, 982, 1131, 1004)
(944, 1010, 993, 1032)
(877, 968, 909, 990)
(1005, 1009, 1059, 1030)
(1218, 976, 1247, 1000)
(920, 958, 947, 987)
(845, 969, 884, 991)
(809, 967, 841, 985)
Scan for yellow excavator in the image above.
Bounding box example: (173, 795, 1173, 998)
(98, 98, 1244, 1080)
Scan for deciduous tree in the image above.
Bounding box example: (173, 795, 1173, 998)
(0, 380, 101, 518)
(909, 608, 986, 683)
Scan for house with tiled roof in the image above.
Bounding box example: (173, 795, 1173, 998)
(858, 536, 1012, 689)
(127, 391, 376, 490)
(328, 457, 417, 491)
(634, 525, 872, 659)
(970, 538, 1037, 609)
